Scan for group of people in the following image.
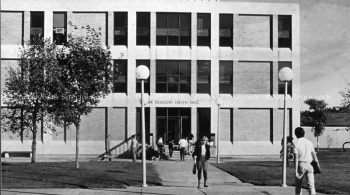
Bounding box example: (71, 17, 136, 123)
(102, 127, 320, 193)
(157, 135, 195, 161)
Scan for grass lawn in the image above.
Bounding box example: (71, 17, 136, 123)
(212, 149, 350, 194)
(2, 161, 162, 189)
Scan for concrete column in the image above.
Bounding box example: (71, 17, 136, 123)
(107, 12, 113, 46)
(272, 108, 278, 144)
(67, 12, 73, 40)
(24, 11, 30, 42)
(150, 107, 156, 148)
(273, 61, 279, 96)
(273, 15, 279, 49)
(44, 11, 53, 42)
(233, 60, 238, 94)
(127, 11, 137, 97)
(233, 14, 239, 48)
(150, 12, 157, 95)
(211, 12, 219, 97)
(191, 12, 197, 95)
(191, 107, 197, 141)
(232, 107, 238, 144)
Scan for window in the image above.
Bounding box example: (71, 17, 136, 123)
(197, 13, 211, 47)
(278, 62, 292, 95)
(30, 12, 44, 43)
(278, 15, 291, 48)
(197, 60, 210, 94)
(137, 12, 150, 46)
(114, 12, 127, 46)
(156, 60, 191, 93)
(53, 12, 67, 45)
(136, 60, 150, 93)
(156, 13, 191, 46)
(219, 14, 233, 47)
(113, 60, 127, 93)
(219, 61, 233, 94)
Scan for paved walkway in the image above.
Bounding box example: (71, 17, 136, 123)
(1, 155, 324, 195)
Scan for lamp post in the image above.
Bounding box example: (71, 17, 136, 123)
(278, 67, 293, 187)
(136, 65, 150, 187)
(216, 97, 223, 163)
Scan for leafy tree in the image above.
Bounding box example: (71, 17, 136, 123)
(301, 99, 328, 151)
(339, 83, 350, 130)
(1, 37, 58, 163)
(52, 22, 113, 168)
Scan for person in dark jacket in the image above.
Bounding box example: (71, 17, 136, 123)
(192, 136, 211, 188)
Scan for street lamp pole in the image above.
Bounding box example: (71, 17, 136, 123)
(278, 67, 293, 187)
(216, 98, 223, 163)
(136, 65, 150, 188)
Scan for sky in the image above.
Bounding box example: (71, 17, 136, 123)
(225, 0, 350, 110)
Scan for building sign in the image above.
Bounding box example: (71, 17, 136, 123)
(147, 100, 199, 105)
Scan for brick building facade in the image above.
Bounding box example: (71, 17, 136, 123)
(1, 0, 300, 156)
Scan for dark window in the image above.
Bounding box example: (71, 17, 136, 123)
(114, 12, 127, 46)
(156, 60, 191, 93)
(137, 12, 150, 46)
(219, 61, 233, 94)
(278, 62, 292, 95)
(113, 60, 127, 93)
(197, 13, 211, 47)
(278, 15, 291, 48)
(30, 12, 44, 43)
(136, 60, 150, 93)
(53, 12, 67, 45)
(219, 14, 233, 47)
(156, 13, 191, 46)
(197, 108, 211, 140)
(197, 60, 210, 94)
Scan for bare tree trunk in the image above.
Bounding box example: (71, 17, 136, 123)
(75, 122, 80, 169)
(31, 111, 37, 163)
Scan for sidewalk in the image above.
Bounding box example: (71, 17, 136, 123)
(1, 155, 324, 195)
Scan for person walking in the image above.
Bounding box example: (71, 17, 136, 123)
(168, 137, 174, 159)
(293, 127, 320, 195)
(179, 136, 188, 161)
(157, 137, 164, 160)
(130, 135, 139, 162)
(192, 136, 210, 188)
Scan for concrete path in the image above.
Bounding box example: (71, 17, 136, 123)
(1, 155, 325, 195)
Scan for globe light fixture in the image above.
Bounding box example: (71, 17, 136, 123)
(278, 67, 293, 187)
(136, 65, 150, 187)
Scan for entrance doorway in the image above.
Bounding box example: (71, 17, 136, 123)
(156, 108, 191, 144)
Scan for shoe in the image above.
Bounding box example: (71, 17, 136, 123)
(204, 184, 208, 187)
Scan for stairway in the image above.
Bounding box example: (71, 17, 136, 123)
(160, 146, 194, 161)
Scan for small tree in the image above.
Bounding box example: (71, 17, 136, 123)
(1, 37, 58, 163)
(339, 83, 350, 130)
(301, 99, 328, 151)
(52, 22, 113, 168)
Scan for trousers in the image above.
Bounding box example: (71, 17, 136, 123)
(197, 155, 208, 181)
(180, 147, 186, 161)
(295, 162, 316, 195)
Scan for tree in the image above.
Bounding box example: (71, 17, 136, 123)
(52, 22, 113, 168)
(339, 83, 350, 130)
(301, 99, 328, 151)
(1, 37, 58, 163)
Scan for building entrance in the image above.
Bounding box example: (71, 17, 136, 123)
(156, 108, 191, 144)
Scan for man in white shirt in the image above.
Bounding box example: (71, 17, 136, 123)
(293, 127, 320, 195)
(179, 136, 188, 161)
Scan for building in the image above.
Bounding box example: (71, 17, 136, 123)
(1, 0, 300, 156)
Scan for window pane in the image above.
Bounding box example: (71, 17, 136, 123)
(180, 13, 191, 28)
(157, 13, 167, 28)
(219, 61, 233, 94)
(114, 12, 127, 46)
(197, 61, 210, 94)
(168, 13, 179, 28)
(278, 15, 292, 48)
(167, 61, 178, 76)
(168, 36, 179, 45)
(156, 36, 167, 45)
(219, 14, 233, 29)
(137, 12, 150, 46)
(219, 14, 233, 47)
(156, 60, 167, 76)
(53, 12, 67, 45)
(179, 61, 190, 75)
(156, 83, 167, 93)
(114, 60, 127, 93)
(168, 83, 178, 93)
(198, 13, 210, 29)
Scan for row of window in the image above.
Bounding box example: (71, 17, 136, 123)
(115, 60, 292, 95)
(30, 12, 291, 47)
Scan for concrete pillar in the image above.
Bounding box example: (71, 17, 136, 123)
(273, 61, 279, 96)
(107, 12, 113, 46)
(150, 107, 156, 148)
(273, 15, 279, 49)
(44, 11, 53, 42)
(24, 11, 30, 42)
(191, 107, 197, 141)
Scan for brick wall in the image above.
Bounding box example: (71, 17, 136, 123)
(234, 15, 271, 48)
(1, 12, 23, 45)
(79, 108, 106, 141)
(234, 109, 271, 141)
(110, 107, 126, 140)
(219, 108, 232, 141)
(71, 12, 107, 45)
(234, 61, 271, 94)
